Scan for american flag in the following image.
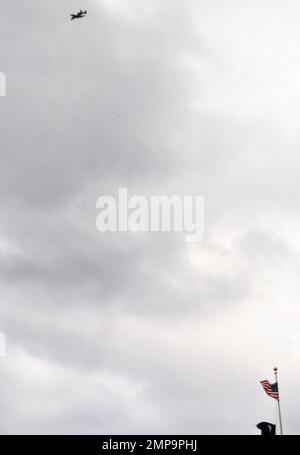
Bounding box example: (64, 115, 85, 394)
(260, 380, 279, 400)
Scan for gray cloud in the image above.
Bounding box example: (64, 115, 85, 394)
(0, 0, 300, 435)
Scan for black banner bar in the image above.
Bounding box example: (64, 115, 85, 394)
(0, 435, 291, 453)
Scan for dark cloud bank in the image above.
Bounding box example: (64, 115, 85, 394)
(0, 0, 300, 434)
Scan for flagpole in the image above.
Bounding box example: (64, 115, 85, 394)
(274, 367, 283, 435)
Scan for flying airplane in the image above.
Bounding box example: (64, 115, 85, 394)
(70, 10, 87, 20)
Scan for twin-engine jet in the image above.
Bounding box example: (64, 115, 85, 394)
(71, 10, 87, 21)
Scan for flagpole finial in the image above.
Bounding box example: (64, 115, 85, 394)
(274, 367, 278, 372)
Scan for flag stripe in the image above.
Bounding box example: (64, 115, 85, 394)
(260, 380, 279, 400)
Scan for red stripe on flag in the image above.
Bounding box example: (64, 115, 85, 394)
(260, 380, 279, 400)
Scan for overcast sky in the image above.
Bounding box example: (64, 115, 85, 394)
(1, 0, 300, 435)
